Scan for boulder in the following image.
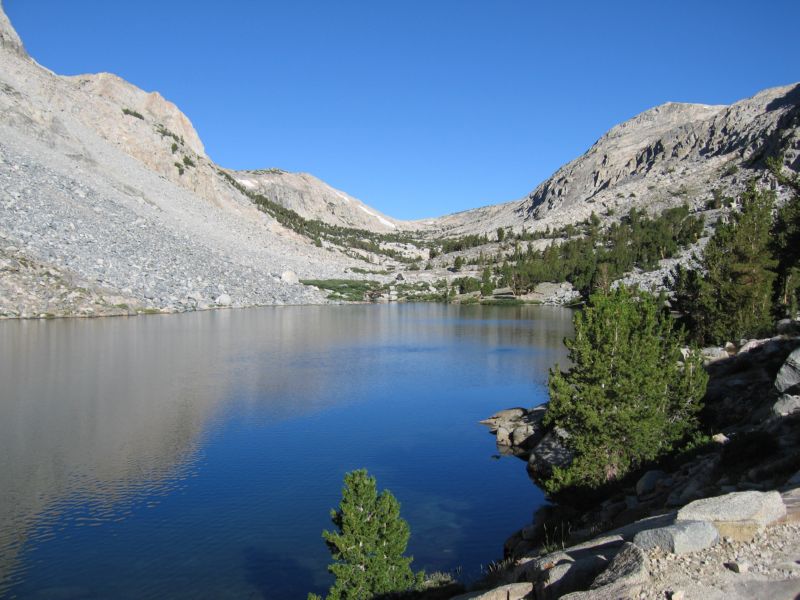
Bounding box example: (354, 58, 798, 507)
(701, 347, 729, 363)
(776, 318, 800, 335)
(511, 424, 536, 447)
(589, 541, 649, 591)
(514, 539, 622, 599)
(527, 427, 573, 479)
(775, 347, 800, 393)
(676, 490, 786, 540)
(492, 287, 515, 298)
(215, 293, 232, 306)
(772, 394, 800, 417)
(451, 582, 534, 600)
(604, 512, 677, 540)
(480, 408, 527, 432)
(635, 470, 666, 497)
(280, 270, 299, 285)
(632, 520, 718, 554)
(496, 427, 511, 446)
(558, 542, 649, 599)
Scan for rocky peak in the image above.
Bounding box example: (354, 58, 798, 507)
(0, 0, 27, 58)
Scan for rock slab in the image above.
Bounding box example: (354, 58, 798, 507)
(632, 520, 718, 554)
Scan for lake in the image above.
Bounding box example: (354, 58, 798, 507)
(0, 303, 573, 599)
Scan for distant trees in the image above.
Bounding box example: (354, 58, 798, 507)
(543, 287, 707, 494)
(496, 205, 704, 296)
(310, 469, 422, 600)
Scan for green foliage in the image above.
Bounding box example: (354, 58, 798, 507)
(497, 205, 703, 296)
(453, 256, 464, 271)
(122, 108, 144, 120)
(217, 170, 423, 262)
(155, 124, 183, 144)
(768, 157, 800, 317)
(543, 287, 707, 493)
(451, 276, 480, 294)
(672, 183, 777, 343)
(173, 162, 185, 176)
(480, 267, 494, 296)
(314, 469, 422, 600)
(496, 227, 505, 242)
(182, 155, 195, 168)
(300, 279, 382, 302)
(171, 142, 178, 154)
(441, 234, 487, 254)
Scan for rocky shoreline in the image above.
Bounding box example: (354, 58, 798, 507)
(464, 325, 800, 599)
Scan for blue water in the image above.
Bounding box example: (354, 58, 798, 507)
(0, 303, 572, 599)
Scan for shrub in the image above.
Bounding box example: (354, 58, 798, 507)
(122, 108, 144, 120)
(311, 469, 423, 600)
(182, 156, 195, 168)
(543, 286, 707, 493)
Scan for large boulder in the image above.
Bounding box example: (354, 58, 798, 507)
(559, 542, 649, 600)
(635, 470, 667, 497)
(480, 408, 528, 433)
(775, 347, 800, 394)
(676, 490, 786, 540)
(632, 520, 718, 554)
(513, 538, 622, 599)
(527, 427, 573, 480)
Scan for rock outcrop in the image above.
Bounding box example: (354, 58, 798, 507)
(475, 329, 800, 598)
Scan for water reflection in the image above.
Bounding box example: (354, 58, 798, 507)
(0, 304, 573, 598)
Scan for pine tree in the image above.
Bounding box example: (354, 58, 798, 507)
(672, 183, 777, 344)
(768, 157, 800, 317)
(543, 287, 707, 493)
(312, 469, 421, 600)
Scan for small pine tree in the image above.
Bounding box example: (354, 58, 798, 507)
(312, 469, 421, 600)
(543, 286, 707, 493)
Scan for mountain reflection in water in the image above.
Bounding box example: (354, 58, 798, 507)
(0, 304, 572, 599)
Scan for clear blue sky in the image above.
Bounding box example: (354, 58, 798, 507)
(5, 1, 800, 219)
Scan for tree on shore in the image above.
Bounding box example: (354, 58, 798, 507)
(543, 286, 707, 493)
(309, 469, 422, 600)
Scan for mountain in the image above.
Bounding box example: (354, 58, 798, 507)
(430, 84, 800, 236)
(0, 1, 417, 318)
(0, 0, 798, 317)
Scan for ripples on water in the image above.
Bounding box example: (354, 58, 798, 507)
(0, 304, 572, 599)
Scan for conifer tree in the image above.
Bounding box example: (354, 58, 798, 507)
(672, 182, 777, 344)
(311, 469, 421, 600)
(768, 157, 800, 317)
(543, 287, 707, 493)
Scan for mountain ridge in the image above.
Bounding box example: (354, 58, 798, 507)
(0, 0, 798, 317)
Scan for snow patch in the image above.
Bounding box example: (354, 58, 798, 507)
(357, 205, 396, 229)
(333, 191, 350, 203)
(237, 179, 257, 189)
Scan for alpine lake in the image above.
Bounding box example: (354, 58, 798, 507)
(0, 303, 573, 599)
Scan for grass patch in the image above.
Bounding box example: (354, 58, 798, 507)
(350, 267, 390, 275)
(301, 279, 384, 302)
